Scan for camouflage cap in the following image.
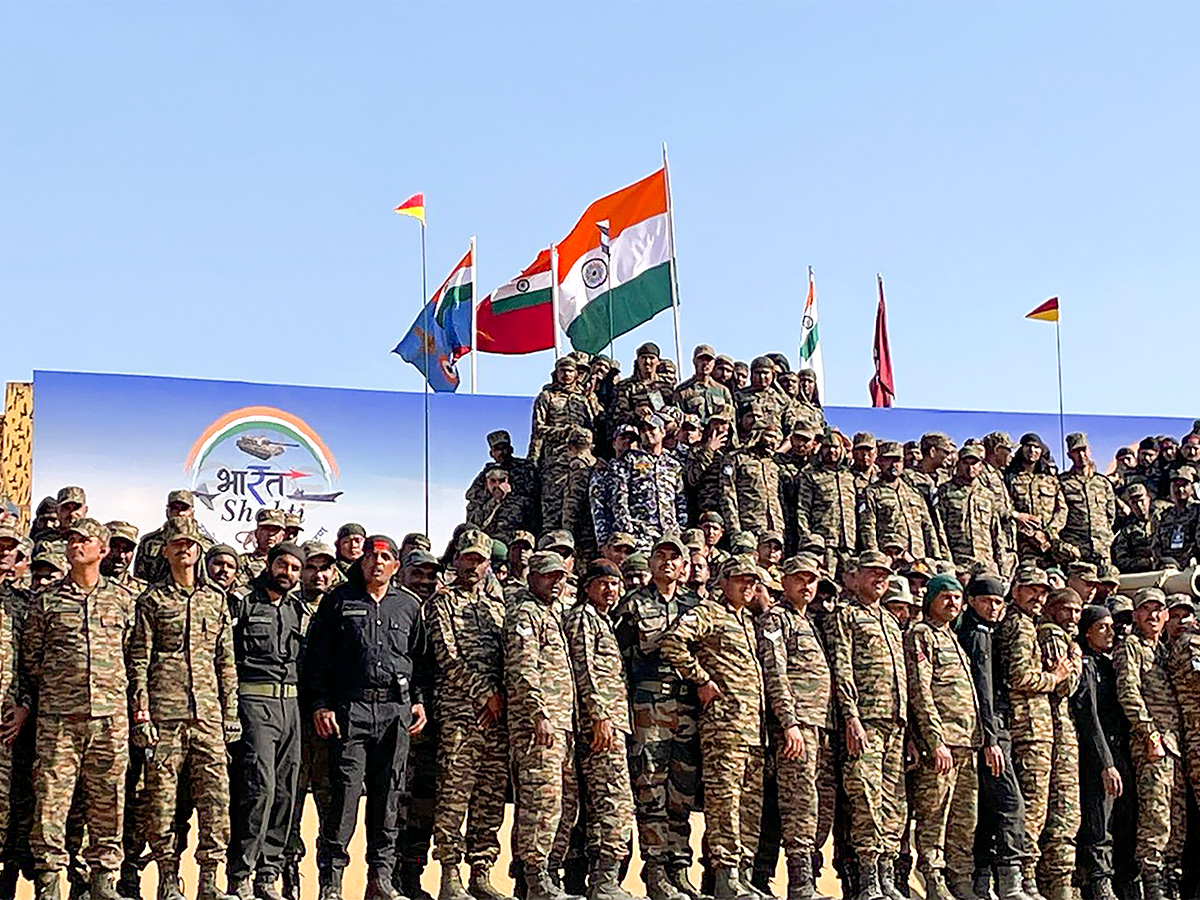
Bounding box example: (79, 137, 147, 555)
(877, 440, 904, 458)
(554, 355, 576, 369)
(167, 489, 194, 508)
(758, 530, 784, 547)
(883, 575, 919, 608)
(0, 524, 24, 546)
(1173, 465, 1197, 484)
(284, 512, 303, 530)
(1124, 482, 1149, 499)
(403, 549, 441, 569)
(537, 529, 575, 553)
(1067, 561, 1100, 582)
(729, 531, 758, 554)
(983, 431, 1015, 450)
(1012, 565, 1050, 587)
(856, 549, 893, 573)
(164, 516, 203, 546)
(486, 430, 513, 449)
(852, 432, 876, 450)
(337, 522, 367, 539)
(402, 532, 433, 552)
(699, 511, 725, 526)
(67, 518, 109, 544)
(636, 342, 661, 358)
(958, 441, 986, 461)
(758, 567, 783, 592)
(1019, 432, 1044, 446)
(255, 508, 286, 528)
(652, 533, 688, 557)
(104, 521, 139, 545)
(715, 354, 735, 366)
(456, 531, 493, 559)
(1167, 593, 1195, 613)
(1109, 595, 1134, 616)
(682, 528, 706, 551)
(1066, 432, 1089, 451)
(790, 418, 818, 438)
(528, 550, 568, 576)
(614, 423, 639, 438)
(1096, 562, 1121, 585)
(920, 432, 955, 452)
(301, 541, 337, 564)
(750, 355, 775, 372)
(818, 428, 843, 447)
(621, 552, 650, 575)
(693, 343, 716, 359)
(722, 554, 762, 579)
(56, 485, 86, 506)
(32, 548, 66, 571)
(780, 554, 821, 577)
(509, 530, 536, 549)
(1133, 586, 1167, 609)
(680, 414, 702, 430)
(798, 532, 826, 553)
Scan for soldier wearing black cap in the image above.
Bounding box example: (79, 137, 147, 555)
(610, 343, 677, 429)
(305, 535, 430, 900)
(334, 524, 367, 578)
(227, 543, 307, 900)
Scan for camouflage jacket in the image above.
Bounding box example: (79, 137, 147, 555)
(1153, 502, 1200, 566)
(134, 522, 212, 585)
(774, 450, 811, 554)
(610, 376, 676, 427)
(935, 478, 1003, 571)
(610, 449, 688, 551)
(1037, 621, 1081, 738)
(684, 443, 727, 522)
(1059, 468, 1116, 562)
(589, 459, 615, 548)
(859, 473, 946, 559)
(675, 375, 735, 425)
(614, 582, 703, 695)
(781, 399, 825, 438)
(428, 582, 506, 726)
(797, 463, 857, 551)
(904, 620, 980, 753)
(996, 604, 1056, 743)
(528, 385, 596, 465)
(466, 456, 539, 530)
(21, 574, 135, 717)
(832, 597, 907, 723)
(721, 447, 785, 536)
(734, 387, 787, 435)
(564, 601, 632, 735)
(661, 596, 765, 744)
(1008, 471, 1068, 560)
(465, 492, 526, 545)
(755, 601, 831, 732)
(564, 454, 599, 557)
(1115, 631, 1180, 753)
(504, 588, 575, 733)
(0, 600, 20, 715)
(1166, 627, 1200, 727)
(1112, 518, 1156, 574)
(130, 580, 237, 723)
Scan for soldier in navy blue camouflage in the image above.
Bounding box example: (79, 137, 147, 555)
(609, 416, 687, 553)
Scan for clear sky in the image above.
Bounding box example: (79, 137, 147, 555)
(3, 2, 1198, 418)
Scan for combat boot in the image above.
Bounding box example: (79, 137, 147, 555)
(856, 858, 884, 900)
(441, 867, 472, 900)
(645, 865, 686, 900)
(920, 870, 953, 900)
(155, 865, 185, 900)
(1089, 882, 1116, 900)
(402, 864, 434, 900)
(469, 866, 512, 900)
(997, 867, 1035, 900)
(68, 870, 89, 900)
(973, 871, 998, 900)
(946, 873, 977, 900)
(228, 878, 254, 900)
(664, 867, 701, 900)
(878, 858, 906, 900)
(712, 868, 752, 900)
(36, 873, 62, 900)
(739, 865, 773, 900)
(282, 862, 301, 900)
(1022, 879, 1048, 900)
(365, 872, 404, 900)
(319, 870, 344, 900)
(199, 866, 234, 900)
(90, 871, 121, 900)
(526, 867, 574, 900)
(1141, 875, 1164, 900)
(587, 861, 637, 900)
(254, 876, 284, 900)
(785, 856, 814, 900)
(116, 864, 141, 900)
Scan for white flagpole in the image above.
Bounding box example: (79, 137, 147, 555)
(469, 234, 478, 394)
(663, 141, 684, 374)
(551, 244, 562, 360)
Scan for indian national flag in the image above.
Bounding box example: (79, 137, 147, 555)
(799, 267, 825, 400)
(557, 169, 674, 354)
(476, 249, 555, 355)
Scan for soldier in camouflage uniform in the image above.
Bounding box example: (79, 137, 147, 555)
(675, 345, 736, 427)
(563, 427, 601, 563)
(609, 416, 688, 553)
(564, 560, 638, 900)
(129, 517, 240, 900)
(734, 358, 788, 439)
(1005, 435, 1067, 567)
(0, 526, 28, 890)
(613, 535, 703, 900)
(467, 431, 541, 537)
(610, 343, 677, 428)
(849, 434, 878, 497)
(722, 426, 785, 538)
(903, 574, 978, 900)
(832, 550, 909, 900)
(505, 552, 579, 900)
(590, 425, 638, 550)
(934, 442, 1005, 574)
(0, 525, 35, 900)
(102, 522, 146, 594)
(996, 563, 1073, 900)
(978, 433, 1018, 573)
(755, 554, 834, 900)
(797, 431, 857, 576)
(238, 508, 287, 584)
(1114, 588, 1185, 900)
(661, 555, 767, 900)
(427, 533, 510, 900)
(466, 467, 528, 545)
(1112, 484, 1156, 574)
(1152, 467, 1200, 566)
(859, 442, 946, 562)
(134, 491, 208, 584)
(685, 416, 734, 531)
(775, 423, 817, 557)
(529, 358, 597, 531)
(1035, 589, 1083, 900)
(1059, 434, 1116, 567)
(905, 435, 954, 515)
(21, 519, 136, 900)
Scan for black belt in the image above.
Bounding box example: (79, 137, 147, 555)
(356, 687, 404, 703)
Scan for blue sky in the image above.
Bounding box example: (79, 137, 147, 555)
(3, 3, 1198, 417)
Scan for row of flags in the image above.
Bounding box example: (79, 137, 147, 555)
(392, 168, 677, 391)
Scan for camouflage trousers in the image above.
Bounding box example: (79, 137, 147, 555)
(841, 720, 907, 860)
(699, 734, 763, 869)
(1130, 741, 1186, 875)
(540, 449, 572, 532)
(1038, 720, 1079, 886)
(0, 719, 11, 851)
(912, 745, 976, 879)
(145, 719, 229, 868)
(433, 720, 508, 867)
(1013, 740, 1052, 880)
(511, 727, 578, 869)
(32, 713, 128, 874)
(775, 725, 834, 859)
(286, 715, 332, 866)
(578, 734, 636, 862)
(627, 696, 700, 867)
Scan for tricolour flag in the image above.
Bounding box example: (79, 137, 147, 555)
(475, 249, 555, 355)
(1026, 297, 1060, 322)
(799, 267, 825, 401)
(392, 247, 473, 392)
(393, 193, 425, 225)
(557, 169, 674, 354)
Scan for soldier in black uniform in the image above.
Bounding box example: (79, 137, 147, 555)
(305, 535, 430, 900)
(228, 543, 307, 900)
(959, 576, 1032, 900)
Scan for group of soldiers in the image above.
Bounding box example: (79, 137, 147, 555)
(2, 343, 1200, 900)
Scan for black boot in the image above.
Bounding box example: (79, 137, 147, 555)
(1141, 875, 1164, 900)
(282, 863, 300, 900)
(319, 870, 344, 900)
(645, 866, 685, 900)
(856, 859, 883, 900)
(116, 865, 141, 900)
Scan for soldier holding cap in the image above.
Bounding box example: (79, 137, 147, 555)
(1006, 435, 1068, 567)
(859, 441, 947, 563)
(676, 345, 735, 428)
(134, 490, 208, 584)
(129, 517, 239, 900)
(21, 518, 134, 900)
(610, 343, 677, 429)
(239, 508, 288, 585)
(1114, 588, 1185, 900)
(1059, 434, 1117, 567)
(797, 430, 858, 577)
(1152, 466, 1200, 567)
(306, 535, 430, 900)
(935, 442, 1006, 576)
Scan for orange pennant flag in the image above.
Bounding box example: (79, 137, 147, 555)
(1026, 297, 1059, 322)
(393, 193, 425, 225)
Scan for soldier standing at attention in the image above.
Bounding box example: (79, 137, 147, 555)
(661, 556, 768, 900)
(0, 526, 29, 897)
(427, 532, 510, 900)
(129, 518, 239, 900)
(563, 560, 638, 900)
(227, 544, 306, 900)
(996, 567, 1072, 900)
(21, 519, 135, 900)
(1114, 588, 1185, 900)
(797, 430, 858, 576)
(755, 554, 834, 900)
(1058, 434, 1117, 567)
(504, 552, 578, 900)
(529, 357, 596, 531)
(609, 416, 688, 553)
(935, 442, 1005, 575)
(722, 426, 785, 538)
(612, 535, 703, 900)
(858, 441, 946, 562)
(675, 344, 735, 427)
(832, 550, 908, 900)
(101, 522, 146, 593)
(610, 343, 676, 428)
(903, 574, 979, 900)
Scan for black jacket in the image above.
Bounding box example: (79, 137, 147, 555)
(958, 604, 1010, 748)
(1073, 645, 1127, 771)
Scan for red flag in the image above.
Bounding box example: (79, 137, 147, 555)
(869, 275, 895, 407)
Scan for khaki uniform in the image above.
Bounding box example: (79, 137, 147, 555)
(721, 446, 785, 537)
